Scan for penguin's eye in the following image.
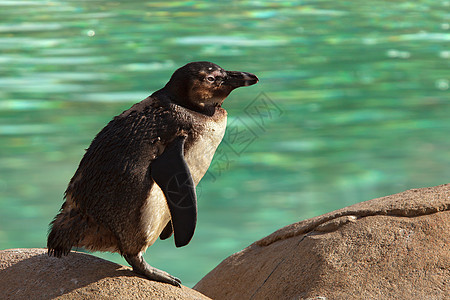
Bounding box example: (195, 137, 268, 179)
(206, 76, 215, 82)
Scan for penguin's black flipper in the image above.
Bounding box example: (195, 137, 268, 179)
(159, 221, 173, 240)
(151, 135, 197, 248)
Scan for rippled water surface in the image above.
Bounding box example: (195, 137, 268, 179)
(1, 0, 449, 287)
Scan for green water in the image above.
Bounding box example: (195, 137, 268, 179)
(1, 0, 449, 287)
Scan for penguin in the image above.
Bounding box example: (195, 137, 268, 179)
(47, 61, 258, 287)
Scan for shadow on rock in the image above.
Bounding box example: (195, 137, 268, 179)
(0, 248, 209, 299)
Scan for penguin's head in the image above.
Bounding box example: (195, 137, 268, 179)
(164, 61, 258, 114)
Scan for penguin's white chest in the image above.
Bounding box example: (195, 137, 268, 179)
(184, 117, 227, 185)
(142, 116, 227, 247)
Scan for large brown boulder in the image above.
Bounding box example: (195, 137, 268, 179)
(194, 184, 450, 299)
(0, 248, 209, 299)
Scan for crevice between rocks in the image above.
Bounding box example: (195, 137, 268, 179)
(249, 232, 314, 299)
(249, 258, 285, 300)
(255, 203, 450, 248)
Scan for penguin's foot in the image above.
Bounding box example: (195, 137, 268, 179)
(124, 253, 181, 287)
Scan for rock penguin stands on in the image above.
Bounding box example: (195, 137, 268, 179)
(47, 61, 259, 287)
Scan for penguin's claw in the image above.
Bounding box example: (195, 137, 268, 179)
(150, 269, 181, 287)
(124, 253, 182, 288)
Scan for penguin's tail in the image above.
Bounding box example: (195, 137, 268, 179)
(48, 196, 120, 257)
(47, 200, 88, 258)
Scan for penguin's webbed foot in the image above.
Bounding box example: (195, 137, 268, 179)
(124, 253, 181, 287)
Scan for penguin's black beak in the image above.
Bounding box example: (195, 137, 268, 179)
(224, 71, 259, 88)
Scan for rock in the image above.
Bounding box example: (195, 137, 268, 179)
(0, 248, 210, 300)
(194, 184, 450, 299)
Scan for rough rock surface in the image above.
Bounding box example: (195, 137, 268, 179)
(194, 184, 450, 300)
(0, 248, 210, 300)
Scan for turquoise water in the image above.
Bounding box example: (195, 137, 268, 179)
(1, 0, 449, 287)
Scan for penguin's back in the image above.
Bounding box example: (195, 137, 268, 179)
(61, 95, 227, 253)
(67, 96, 176, 209)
